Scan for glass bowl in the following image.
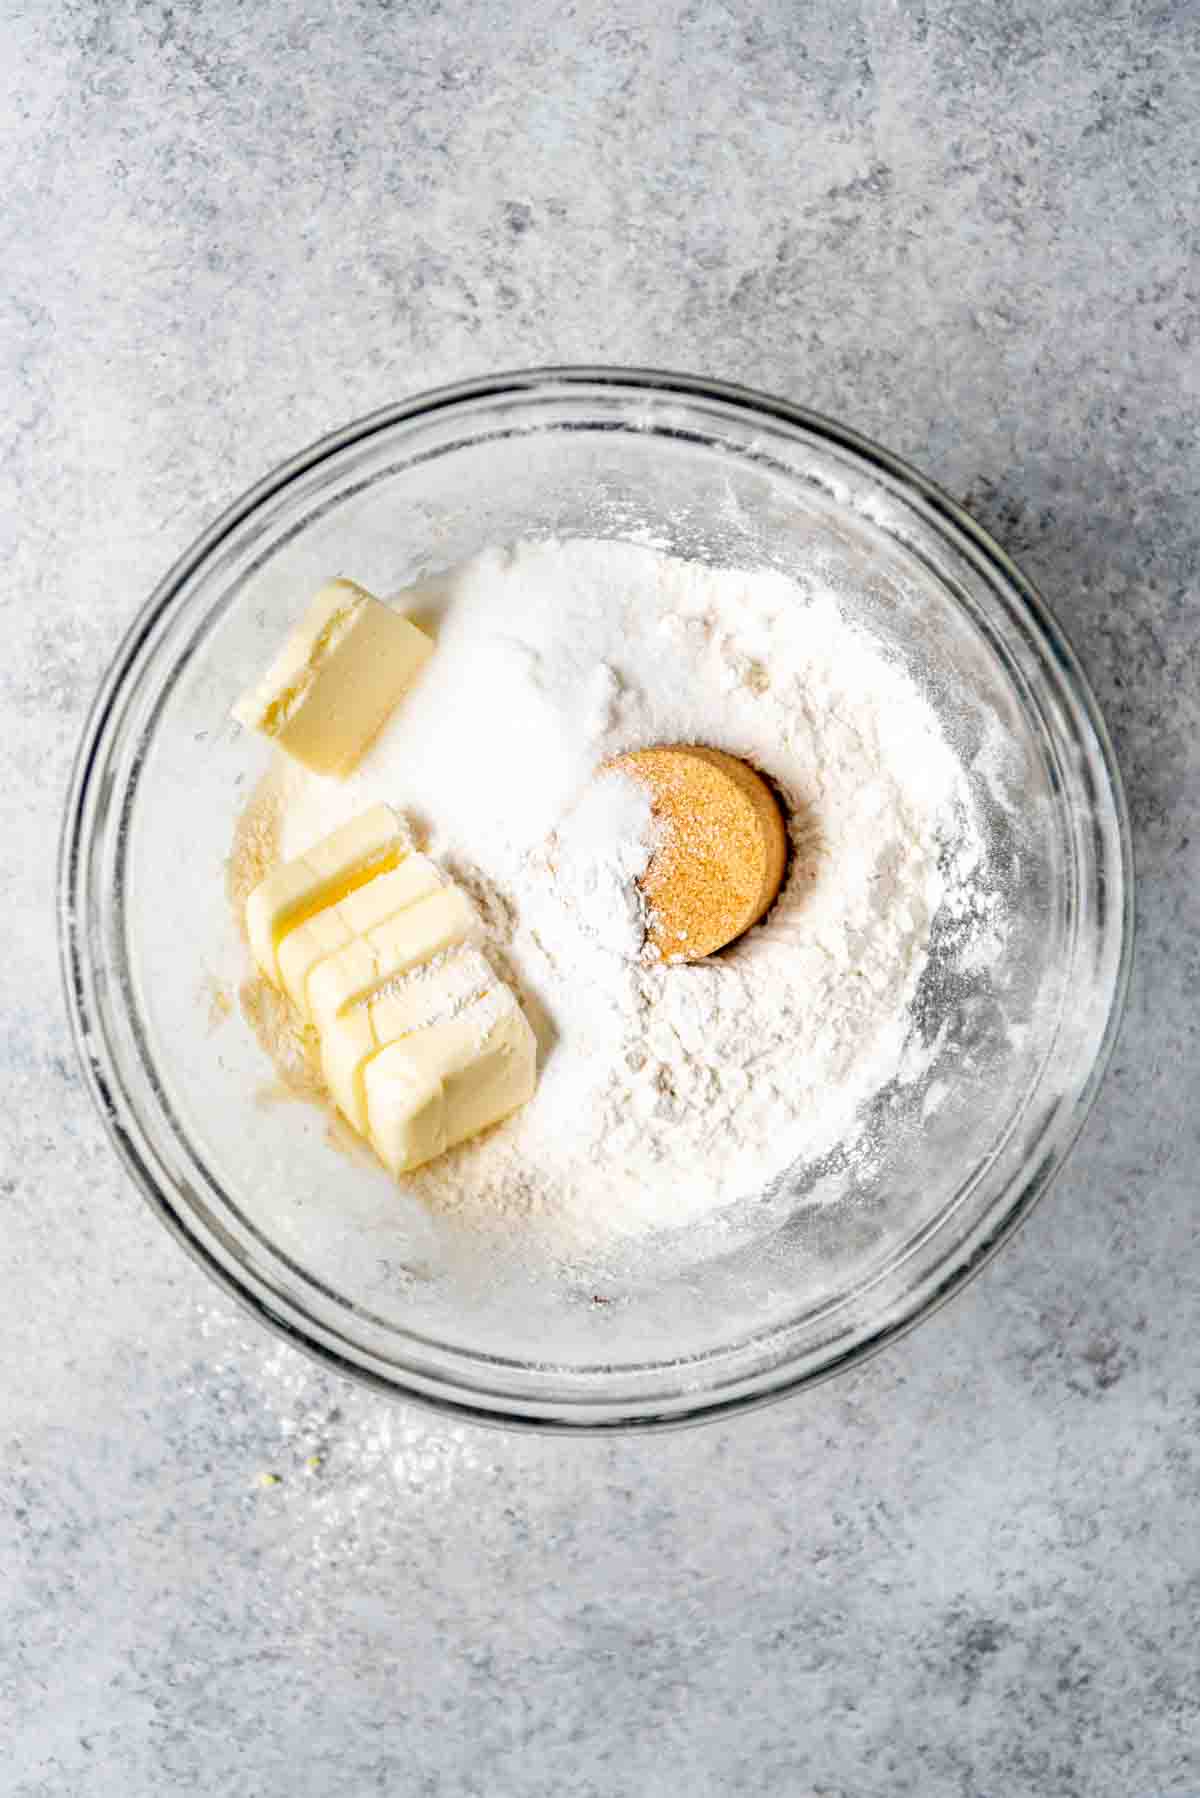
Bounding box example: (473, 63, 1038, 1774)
(59, 369, 1132, 1430)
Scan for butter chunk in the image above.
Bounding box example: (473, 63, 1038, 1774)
(363, 986, 537, 1175)
(277, 853, 444, 1017)
(321, 946, 497, 1131)
(232, 579, 433, 777)
(245, 803, 406, 986)
(307, 885, 478, 1029)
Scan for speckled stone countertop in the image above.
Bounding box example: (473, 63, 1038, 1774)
(6, 4, 1198, 1793)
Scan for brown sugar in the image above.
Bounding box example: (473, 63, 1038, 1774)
(610, 744, 788, 962)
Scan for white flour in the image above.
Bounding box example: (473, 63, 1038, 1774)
(546, 765, 658, 959)
(235, 538, 993, 1253)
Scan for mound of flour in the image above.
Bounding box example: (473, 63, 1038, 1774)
(234, 538, 991, 1253)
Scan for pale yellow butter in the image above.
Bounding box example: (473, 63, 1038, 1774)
(232, 579, 433, 777)
(244, 803, 405, 986)
(277, 853, 444, 1017)
(321, 946, 496, 1130)
(363, 986, 537, 1175)
(307, 885, 478, 1029)
(242, 795, 536, 1173)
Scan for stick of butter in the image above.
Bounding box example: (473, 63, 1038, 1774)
(232, 579, 434, 777)
(277, 852, 445, 1018)
(307, 885, 478, 1029)
(245, 803, 407, 986)
(321, 946, 497, 1131)
(363, 986, 537, 1175)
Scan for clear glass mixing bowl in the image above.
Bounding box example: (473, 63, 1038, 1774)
(59, 370, 1132, 1430)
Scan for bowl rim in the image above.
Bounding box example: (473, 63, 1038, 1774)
(59, 364, 1135, 1432)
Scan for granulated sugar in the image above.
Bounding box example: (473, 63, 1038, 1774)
(231, 538, 998, 1253)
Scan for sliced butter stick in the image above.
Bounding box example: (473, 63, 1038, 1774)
(245, 803, 406, 986)
(277, 852, 444, 1018)
(232, 579, 434, 777)
(363, 986, 537, 1176)
(322, 947, 497, 1131)
(307, 885, 478, 1029)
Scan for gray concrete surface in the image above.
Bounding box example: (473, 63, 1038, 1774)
(4, 2, 1199, 1793)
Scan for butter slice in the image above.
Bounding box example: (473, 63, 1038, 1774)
(277, 853, 444, 1017)
(321, 946, 497, 1130)
(245, 803, 405, 986)
(232, 579, 434, 777)
(363, 986, 537, 1175)
(307, 885, 478, 1029)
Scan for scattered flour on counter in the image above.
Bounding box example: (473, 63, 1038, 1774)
(231, 537, 999, 1253)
